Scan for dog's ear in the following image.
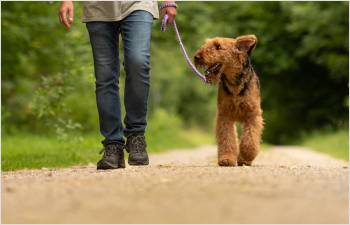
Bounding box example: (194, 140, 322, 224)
(235, 35, 257, 56)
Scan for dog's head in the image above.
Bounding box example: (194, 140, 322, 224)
(194, 35, 257, 84)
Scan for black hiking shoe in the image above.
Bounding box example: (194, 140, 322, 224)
(126, 133, 149, 166)
(97, 143, 125, 170)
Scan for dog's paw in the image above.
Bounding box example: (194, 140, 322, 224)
(218, 159, 237, 167)
(237, 154, 253, 166)
(237, 160, 252, 166)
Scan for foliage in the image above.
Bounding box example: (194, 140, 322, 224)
(30, 73, 83, 140)
(1, 2, 92, 135)
(1, 2, 349, 145)
(146, 108, 214, 152)
(299, 129, 349, 160)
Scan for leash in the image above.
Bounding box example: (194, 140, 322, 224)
(161, 14, 207, 82)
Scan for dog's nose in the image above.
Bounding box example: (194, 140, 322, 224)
(194, 54, 203, 65)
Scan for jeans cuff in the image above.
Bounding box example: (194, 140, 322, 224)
(102, 140, 125, 147)
(124, 131, 145, 138)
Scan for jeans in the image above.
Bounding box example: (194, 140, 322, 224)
(86, 10, 153, 146)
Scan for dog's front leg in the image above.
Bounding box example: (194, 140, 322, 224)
(216, 113, 238, 166)
(238, 115, 263, 166)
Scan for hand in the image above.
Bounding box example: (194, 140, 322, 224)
(59, 1, 74, 29)
(161, 2, 177, 24)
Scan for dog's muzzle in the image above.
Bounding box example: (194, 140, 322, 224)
(203, 63, 222, 84)
(205, 63, 222, 76)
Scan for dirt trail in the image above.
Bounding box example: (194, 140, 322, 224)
(2, 146, 349, 224)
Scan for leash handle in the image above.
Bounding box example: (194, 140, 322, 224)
(161, 15, 207, 82)
(161, 14, 169, 32)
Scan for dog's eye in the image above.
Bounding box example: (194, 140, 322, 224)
(214, 43, 222, 50)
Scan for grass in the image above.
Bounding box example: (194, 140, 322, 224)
(1, 129, 214, 171)
(299, 129, 349, 160)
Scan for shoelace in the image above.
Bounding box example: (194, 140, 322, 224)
(99, 145, 123, 156)
(128, 135, 146, 153)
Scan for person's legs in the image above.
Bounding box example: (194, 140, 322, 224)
(120, 10, 153, 165)
(120, 10, 153, 136)
(86, 22, 124, 146)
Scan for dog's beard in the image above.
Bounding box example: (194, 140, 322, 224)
(194, 62, 224, 84)
(205, 63, 222, 76)
(204, 63, 223, 84)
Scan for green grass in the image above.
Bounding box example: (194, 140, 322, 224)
(299, 129, 349, 160)
(1, 130, 214, 171)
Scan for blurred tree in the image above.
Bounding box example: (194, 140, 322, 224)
(2, 2, 94, 135)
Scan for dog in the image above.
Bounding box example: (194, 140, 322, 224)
(194, 35, 263, 166)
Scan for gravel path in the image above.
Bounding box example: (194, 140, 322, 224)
(2, 146, 349, 223)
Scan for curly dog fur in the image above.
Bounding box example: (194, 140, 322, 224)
(194, 35, 264, 166)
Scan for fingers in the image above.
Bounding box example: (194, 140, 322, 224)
(167, 14, 174, 24)
(163, 7, 177, 24)
(59, 8, 70, 29)
(58, 3, 74, 30)
(160, 8, 166, 17)
(58, 7, 64, 25)
(67, 6, 74, 26)
(166, 12, 176, 24)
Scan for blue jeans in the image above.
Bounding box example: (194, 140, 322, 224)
(86, 11, 153, 146)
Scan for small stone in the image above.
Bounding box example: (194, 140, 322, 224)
(5, 187, 14, 193)
(160, 178, 170, 183)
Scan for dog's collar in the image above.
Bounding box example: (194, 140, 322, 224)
(221, 74, 234, 95)
(238, 71, 253, 96)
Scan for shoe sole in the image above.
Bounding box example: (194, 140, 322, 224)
(97, 160, 125, 170)
(128, 159, 149, 166)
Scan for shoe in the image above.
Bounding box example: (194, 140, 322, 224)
(125, 133, 149, 166)
(97, 143, 125, 170)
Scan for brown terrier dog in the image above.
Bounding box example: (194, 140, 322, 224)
(194, 35, 263, 166)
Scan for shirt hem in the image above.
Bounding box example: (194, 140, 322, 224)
(82, 8, 159, 23)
